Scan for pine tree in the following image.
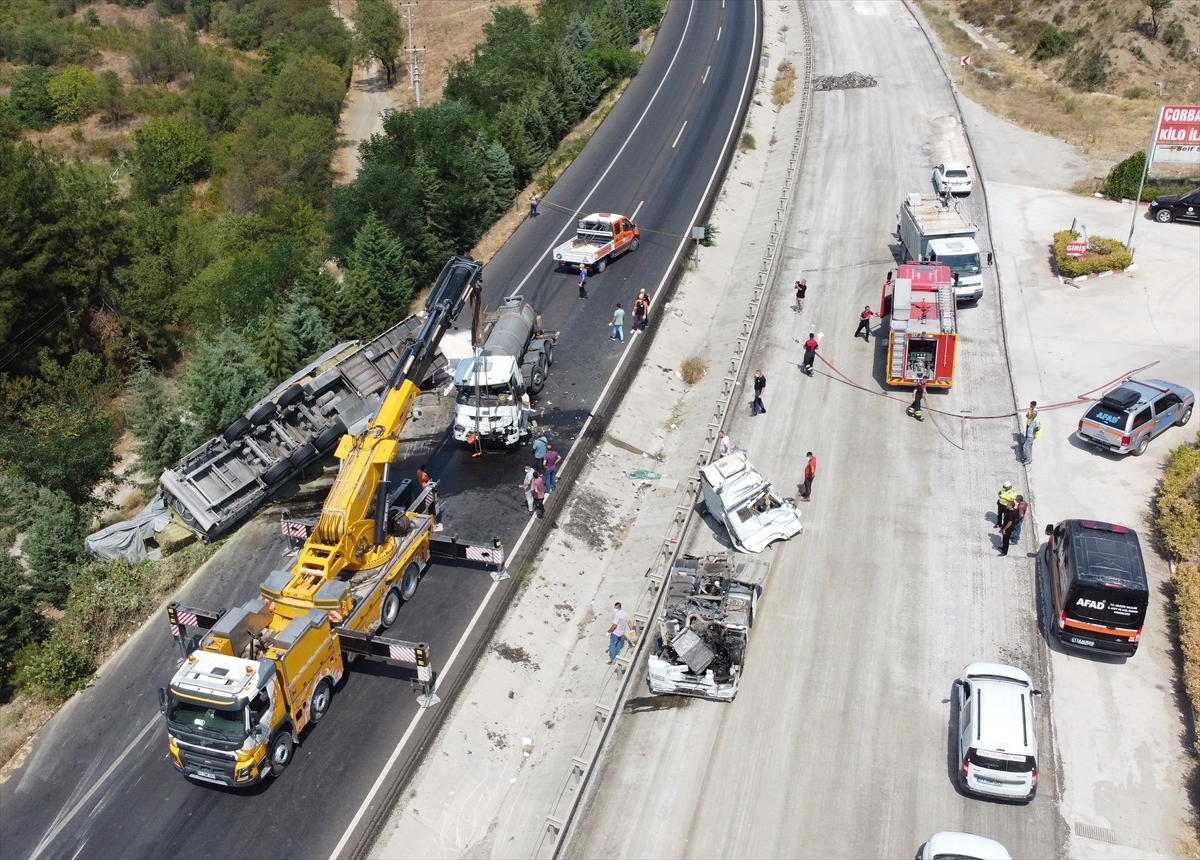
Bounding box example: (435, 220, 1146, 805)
(254, 306, 290, 382)
(483, 140, 516, 220)
(538, 86, 569, 145)
(565, 14, 595, 51)
(348, 212, 414, 312)
(180, 326, 271, 439)
(124, 352, 190, 479)
(280, 290, 334, 366)
(520, 95, 550, 169)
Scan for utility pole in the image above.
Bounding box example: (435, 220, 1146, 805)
(400, 3, 425, 107)
(60, 295, 79, 354)
(1128, 80, 1165, 258)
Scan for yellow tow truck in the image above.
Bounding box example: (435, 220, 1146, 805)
(157, 256, 504, 787)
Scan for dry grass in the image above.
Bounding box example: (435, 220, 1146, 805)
(918, 1, 1160, 164)
(680, 356, 707, 386)
(771, 60, 796, 106)
(0, 695, 56, 782)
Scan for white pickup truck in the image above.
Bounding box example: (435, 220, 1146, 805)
(552, 212, 640, 272)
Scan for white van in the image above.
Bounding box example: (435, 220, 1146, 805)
(955, 663, 1041, 803)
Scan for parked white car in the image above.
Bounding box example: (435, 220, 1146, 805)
(955, 663, 1041, 803)
(699, 453, 801, 553)
(932, 161, 973, 195)
(918, 831, 1011, 860)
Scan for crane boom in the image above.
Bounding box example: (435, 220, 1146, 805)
(286, 255, 483, 595)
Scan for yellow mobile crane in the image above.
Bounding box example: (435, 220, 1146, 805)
(158, 257, 502, 787)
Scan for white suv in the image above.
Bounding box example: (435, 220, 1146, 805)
(955, 663, 1041, 803)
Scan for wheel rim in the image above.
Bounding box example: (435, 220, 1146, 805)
(312, 682, 330, 716)
(382, 591, 400, 626)
(401, 564, 419, 601)
(1157, 211, 1171, 222)
(274, 739, 291, 766)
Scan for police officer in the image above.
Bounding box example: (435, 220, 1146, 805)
(996, 481, 1016, 526)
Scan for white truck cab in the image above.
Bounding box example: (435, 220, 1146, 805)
(699, 453, 802, 553)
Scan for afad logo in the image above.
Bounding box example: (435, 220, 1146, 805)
(1076, 597, 1107, 611)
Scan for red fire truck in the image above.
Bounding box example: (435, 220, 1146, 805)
(880, 262, 957, 388)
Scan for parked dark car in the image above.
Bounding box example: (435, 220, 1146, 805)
(1148, 187, 1200, 223)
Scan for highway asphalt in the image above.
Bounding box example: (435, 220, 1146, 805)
(0, 2, 758, 858)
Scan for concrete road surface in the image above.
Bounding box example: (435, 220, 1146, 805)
(565, 1, 1068, 857)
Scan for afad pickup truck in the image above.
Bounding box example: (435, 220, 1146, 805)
(552, 213, 639, 273)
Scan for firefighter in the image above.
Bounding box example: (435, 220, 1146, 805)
(906, 378, 927, 421)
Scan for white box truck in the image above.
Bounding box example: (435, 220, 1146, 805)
(898, 193, 984, 303)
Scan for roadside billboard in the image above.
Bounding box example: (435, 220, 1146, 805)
(1153, 105, 1200, 165)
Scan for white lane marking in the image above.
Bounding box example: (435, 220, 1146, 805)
(503, 1, 700, 301)
(630, 199, 645, 221)
(717, 25, 721, 40)
(672, 121, 688, 149)
(30, 714, 160, 860)
(333, 1, 763, 853)
(702, 64, 710, 84)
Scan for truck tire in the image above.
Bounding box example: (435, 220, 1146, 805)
(380, 587, 401, 628)
(249, 402, 277, 426)
(400, 562, 421, 602)
(290, 442, 317, 467)
(540, 340, 554, 367)
(629, 236, 640, 253)
(528, 362, 546, 395)
(309, 679, 332, 724)
(595, 256, 607, 273)
(263, 459, 292, 486)
(269, 732, 294, 775)
(277, 384, 305, 409)
(1133, 435, 1150, 456)
(1178, 405, 1193, 426)
(223, 416, 252, 444)
(315, 419, 348, 452)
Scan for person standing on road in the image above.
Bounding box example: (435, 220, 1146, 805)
(543, 444, 560, 493)
(518, 465, 535, 513)
(532, 433, 549, 470)
(1011, 494, 1028, 544)
(519, 390, 531, 436)
(610, 303, 625, 342)
(1021, 406, 1042, 464)
(531, 471, 546, 518)
(800, 452, 817, 500)
(795, 279, 807, 313)
(999, 500, 1018, 556)
(578, 264, 588, 299)
(717, 430, 732, 457)
(854, 305, 875, 342)
(996, 481, 1016, 525)
(529, 191, 540, 217)
(416, 464, 430, 488)
(907, 378, 927, 421)
(801, 333, 819, 375)
(751, 370, 767, 415)
(607, 602, 631, 664)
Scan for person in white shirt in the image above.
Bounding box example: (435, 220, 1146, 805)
(519, 391, 531, 434)
(717, 431, 732, 457)
(518, 465, 535, 512)
(607, 602, 631, 664)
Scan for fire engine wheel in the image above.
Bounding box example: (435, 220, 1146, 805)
(595, 256, 607, 273)
(400, 562, 421, 602)
(309, 680, 332, 724)
(1178, 405, 1193, 426)
(263, 459, 291, 486)
(276, 384, 305, 409)
(380, 587, 402, 628)
(630, 236, 640, 252)
(270, 732, 294, 774)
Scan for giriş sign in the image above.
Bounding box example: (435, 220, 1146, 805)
(1154, 105, 1200, 164)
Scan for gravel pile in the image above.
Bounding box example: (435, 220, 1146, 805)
(813, 72, 878, 91)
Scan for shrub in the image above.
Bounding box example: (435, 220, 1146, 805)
(130, 115, 211, 200)
(739, 132, 755, 150)
(680, 356, 706, 385)
(1052, 230, 1133, 277)
(9, 66, 57, 130)
(1032, 24, 1076, 60)
(1172, 561, 1200, 755)
(771, 60, 795, 106)
(13, 639, 94, 703)
(46, 65, 98, 124)
(1064, 44, 1110, 92)
(1158, 438, 1200, 564)
(0, 555, 47, 699)
(1124, 86, 1153, 99)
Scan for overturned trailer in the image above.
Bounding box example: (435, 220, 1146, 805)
(159, 315, 447, 542)
(646, 553, 770, 701)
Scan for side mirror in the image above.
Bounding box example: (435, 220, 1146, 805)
(157, 687, 168, 715)
(1031, 689, 1044, 698)
(1045, 524, 1054, 536)
(253, 725, 269, 745)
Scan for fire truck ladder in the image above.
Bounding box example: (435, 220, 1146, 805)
(889, 324, 908, 379)
(937, 287, 955, 332)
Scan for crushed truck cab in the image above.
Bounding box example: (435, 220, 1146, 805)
(552, 213, 639, 273)
(699, 452, 802, 553)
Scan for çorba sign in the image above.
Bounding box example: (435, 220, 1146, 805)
(1154, 104, 1200, 165)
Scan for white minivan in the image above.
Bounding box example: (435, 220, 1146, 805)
(955, 663, 1041, 803)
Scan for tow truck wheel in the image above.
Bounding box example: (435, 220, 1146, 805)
(1134, 435, 1150, 456)
(380, 587, 402, 628)
(400, 562, 421, 602)
(630, 236, 640, 252)
(270, 732, 294, 775)
(595, 256, 607, 273)
(309, 680, 331, 724)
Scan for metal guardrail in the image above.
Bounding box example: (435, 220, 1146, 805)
(529, 4, 816, 856)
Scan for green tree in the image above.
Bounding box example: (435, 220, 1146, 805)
(124, 354, 190, 477)
(280, 289, 334, 365)
(187, 0, 213, 31)
(20, 483, 87, 607)
(47, 65, 98, 124)
(130, 115, 211, 201)
(132, 20, 196, 84)
(224, 110, 333, 214)
(0, 553, 47, 700)
(180, 326, 271, 437)
(96, 70, 128, 126)
(0, 97, 19, 140)
(483, 140, 516, 220)
(271, 53, 345, 121)
(1142, 0, 1172, 39)
(9, 66, 56, 130)
(254, 306, 290, 382)
(352, 0, 403, 86)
